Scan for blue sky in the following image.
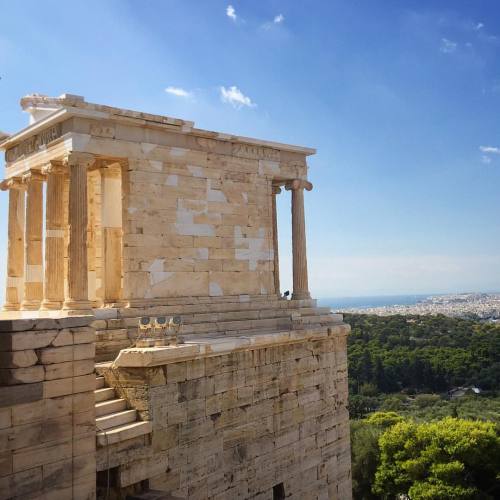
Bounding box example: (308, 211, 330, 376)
(1, 0, 500, 298)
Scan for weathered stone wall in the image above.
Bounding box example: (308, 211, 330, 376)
(123, 149, 278, 301)
(102, 325, 351, 499)
(0, 316, 96, 500)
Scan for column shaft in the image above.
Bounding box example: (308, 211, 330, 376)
(42, 164, 65, 309)
(272, 186, 281, 296)
(287, 180, 312, 300)
(2, 182, 25, 310)
(87, 172, 98, 304)
(22, 172, 44, 310)
(101, 166, 123, 304)
(63, 154, 93, 313)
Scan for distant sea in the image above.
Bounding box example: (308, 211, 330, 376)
(318, 294, 430, 311)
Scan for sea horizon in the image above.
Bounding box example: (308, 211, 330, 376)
(317, 290, 500, 310)
(318, 294, 430, 310)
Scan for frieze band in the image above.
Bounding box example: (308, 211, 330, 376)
(5, 123, 63, 163)
(232, 143, 281, 161)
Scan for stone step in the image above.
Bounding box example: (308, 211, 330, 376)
(95, 398, 127, 417)
(94, 387, 116, 403)
(95, 362, 112, 376)
(117, 313, 339, 346)
(300, 314, 339, 324)
(116, 298, 315, 323)
(124, 296, 316, 313)
(95, 376, 105, 390)
(295, 307, 332, 316)
(95, 339, 133, 362)
(182, 306, 332, 324)
(96, 420, 153, 447)
(180, 313, 335, 335)
(125, 489, 177, 500)
(96, 409, 137, 431)
(119, 303, 324, 329)
(96, 328, 129, 341)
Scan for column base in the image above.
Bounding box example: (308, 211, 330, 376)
(91, 299, 104, 309)
(21, 300, 41, 311)
(40, 300, 63, 311)
(3, 302, 21, 311)
(291, 291, 311, 301)
(63, 299, 94, 316)
(102, 300, 127, 308)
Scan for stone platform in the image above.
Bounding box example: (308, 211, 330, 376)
(96, 319, 351, 500)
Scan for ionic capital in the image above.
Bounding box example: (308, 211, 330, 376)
(42, 160, 66, 176)
(0, 177, 25, 191)
(285, 179, 313, 192)
(64, 152, 95, 169)
(22, 170, 45, 184)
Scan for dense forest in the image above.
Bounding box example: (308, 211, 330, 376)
(345, 313, 500, 395)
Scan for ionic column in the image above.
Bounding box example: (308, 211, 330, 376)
(1, 178, 25, 310)
(100, 164, 123, 305)
(41, 161, 66, 310)
(63, 153, 94, 313)
(22, 170, 44, 310)
(286, 179, 313, 300)
(87, 171, 98, 305)
(272, 185, 281, 296)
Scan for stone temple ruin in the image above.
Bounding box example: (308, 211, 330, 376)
(0, 94, 351, 499)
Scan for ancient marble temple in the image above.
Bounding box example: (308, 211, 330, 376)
(0, 94, 351, 500)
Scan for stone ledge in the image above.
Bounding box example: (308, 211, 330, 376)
(113, 324, 350, 367)
(0, 315, 93, 333)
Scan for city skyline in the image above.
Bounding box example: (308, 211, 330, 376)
(2, 0, 500, 299)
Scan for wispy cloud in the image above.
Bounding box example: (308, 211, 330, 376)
(165, 86, 191, 98)
(220, 86, 255, 109)
(262, 13, 285, 30)
(479, 146, 500, 165)
(226, 5, 237, 21)
(479, 146, 500, 154)
(440, 37, 457, 53)
(474, 22, 484, 31)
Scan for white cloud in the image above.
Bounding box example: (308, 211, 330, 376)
(220, 86, 256, 109)
(226, 5, 237, 21)
(480, 145, 500, 154)
(440, 38, 457, 53)
(165, 86, 191, 98)
(475, 22, 484, 31)
(481, 155, 492, 164)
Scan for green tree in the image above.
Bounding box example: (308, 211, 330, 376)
(351, 413, 404, 499)
(348, 394, 378, 419)
(373, 417, 500, 499)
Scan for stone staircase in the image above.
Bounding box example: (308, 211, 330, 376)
(95, 329, 131, 362)
(95, 371, 152, 447)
